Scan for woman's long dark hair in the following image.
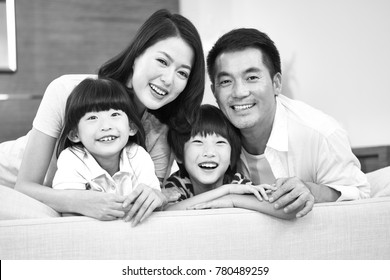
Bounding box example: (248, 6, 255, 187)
(56, 78, 145, 158)
(98, 9, 205, 134)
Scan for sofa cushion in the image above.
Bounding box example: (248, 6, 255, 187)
(0, 185, 60, 219)
(366, 166, 390, 197)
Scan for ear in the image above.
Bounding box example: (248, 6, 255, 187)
(67, 130, 81, 143)
(273, 73, 282, 96)
(175, 155, 183, 164)
(210, 83, 215, 95)
(210, 83, 221, 106)
(128, 123, 138, 136)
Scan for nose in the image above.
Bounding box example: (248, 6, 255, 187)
(160, 68, 174, 86)
(202, 143, 216, 157)
(100, 118, 112, 131)
(232, 79, 250, 98)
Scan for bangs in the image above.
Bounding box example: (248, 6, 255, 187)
(190, 105, 231, 141)
(191, 116, 230, 140)
(69, 78, 132, 122)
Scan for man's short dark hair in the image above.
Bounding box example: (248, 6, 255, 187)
(207, 28, 281, 83)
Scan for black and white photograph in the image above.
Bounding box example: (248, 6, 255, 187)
(1, 0, 389, 279)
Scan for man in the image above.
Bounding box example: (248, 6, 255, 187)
(206, 28, 370, 218)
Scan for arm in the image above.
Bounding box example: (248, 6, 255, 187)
(269, 128, 367, 218)
(121, 146, 167, 226)
(15, 129, 126, 220)
(165, 183, 272, 211)
(269, 177, 338, 218)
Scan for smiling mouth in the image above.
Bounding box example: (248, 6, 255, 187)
(149, 84, 168, 96)
(231, 104, 255, 111)
(198, 162, 218, 169)
(98, 136, 118, 142)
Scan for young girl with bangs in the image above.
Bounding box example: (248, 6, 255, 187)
(52, 78, 160, 224)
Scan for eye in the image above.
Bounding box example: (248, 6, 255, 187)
(178, 70, 189, 79)
(218, 79, 232, 87)
(157, 58, 168, 66)
(247, 75, 259, 82)
(86, 115, 97, 121)
(111, 112, 121, 117)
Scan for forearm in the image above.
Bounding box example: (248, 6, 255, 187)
(228, 194, 297, 220)
(165, 186, 228, 211)
(306, 182, 341, 203)
(15, 180, 86, 213)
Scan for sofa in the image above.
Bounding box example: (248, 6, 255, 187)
(1, 167, 390, 260)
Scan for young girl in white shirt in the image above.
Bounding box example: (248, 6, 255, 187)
(53, 77, 160, 223)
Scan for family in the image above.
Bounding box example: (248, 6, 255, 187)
(0, 9, 370, 226)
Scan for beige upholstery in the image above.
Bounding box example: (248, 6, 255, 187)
(1, 166, 390, 260)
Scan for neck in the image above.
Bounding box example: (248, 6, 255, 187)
(95, 154, 120, 177)
(241, 109, 275, 156)
(132, 92, 146, 118)
(191, 177, 223, 195)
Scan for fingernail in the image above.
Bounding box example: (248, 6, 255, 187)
(274, 203, 279, 209)
(269, 197, 274, 203)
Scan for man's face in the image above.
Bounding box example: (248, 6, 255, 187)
(211, 48, 279, 133)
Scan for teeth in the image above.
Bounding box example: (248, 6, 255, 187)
(99, 136, 116, 142)
(150, 84, 168, 96)
(199, 162, 218, 169)
(232, 104, 254, 111)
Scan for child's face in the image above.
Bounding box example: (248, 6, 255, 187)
(70, 109, 136, 162)
(130, 37, 194, 111)
(183, 133, 231, 189)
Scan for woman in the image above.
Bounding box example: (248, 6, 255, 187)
(0, 9, 205, 225)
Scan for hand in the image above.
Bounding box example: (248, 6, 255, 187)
(161, 187, 182, 203)
(269, 177, 315, 218)
(226, 183, 276, 201)
(122, 184, 168, 226)
(188, 195, 235, 210)
(77, 191, 127, 221)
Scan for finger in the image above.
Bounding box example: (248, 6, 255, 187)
(260, 184, 277, 191)
(282, 193, 308, 213)
(107, 209, 126, 219)
(269, 178, 291, 202)
(250, 187, 263, 201)
(124, 190, 149, 222)
(189, 202, 211, 210)
(132, 196, 155, 226)
(296, 199, 315, 218)
(139, 199, 161, 224)
(122, 188, 142, 208)
(259, 188, 269, 201)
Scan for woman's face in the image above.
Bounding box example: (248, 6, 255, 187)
(130, 37, 194, 112)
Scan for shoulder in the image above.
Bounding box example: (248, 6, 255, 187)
(278, 95, 344, 137)
(57, 147, 86, 165)
(48, 74, 96, 90)
(124, 144, 150, 159)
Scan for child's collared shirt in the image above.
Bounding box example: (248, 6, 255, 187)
(53, 144, 160, 195)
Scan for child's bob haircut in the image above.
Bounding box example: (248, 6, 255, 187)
(168, 104, 241, 176)
(56, 77, 145, 158)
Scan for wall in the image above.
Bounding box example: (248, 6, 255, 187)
(0, 0, 178, 142)
(180, 0, 390, 148)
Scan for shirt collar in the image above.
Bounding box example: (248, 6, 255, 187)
(71, 146, 131, 179)
(266, 95, 289, 152)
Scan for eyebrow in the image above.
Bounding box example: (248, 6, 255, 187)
(216, 67, 261, 79)
(159, 51, 192, 70)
